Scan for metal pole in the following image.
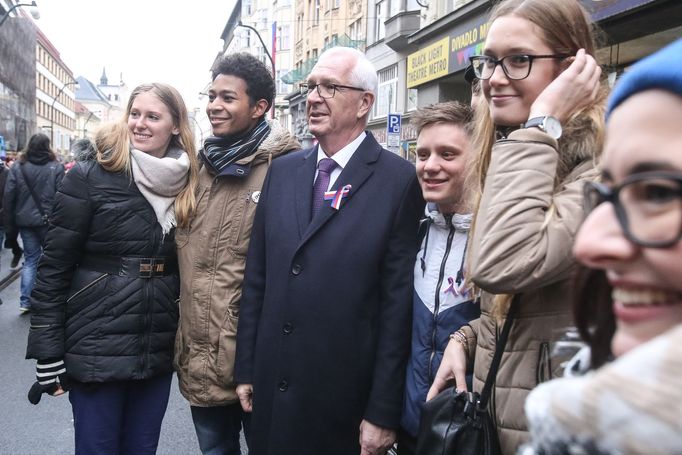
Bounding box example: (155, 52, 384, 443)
(0, 1, 37, 27)
(237, 22, 277, 119)
(237, 21, 275, 77)
(50, 81, 77, 149)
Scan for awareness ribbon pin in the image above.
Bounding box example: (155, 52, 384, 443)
(323, 184, 352, 210)
(444, 276, 468, 297)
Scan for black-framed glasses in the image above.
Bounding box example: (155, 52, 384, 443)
(299, 82, 366, 99)
(469, 54, 568, 81)
(584, 172, 682, 248)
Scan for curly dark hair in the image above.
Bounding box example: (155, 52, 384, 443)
(211, 53, 276, 111)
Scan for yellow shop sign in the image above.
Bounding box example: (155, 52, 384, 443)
(407, 37, 450, 88)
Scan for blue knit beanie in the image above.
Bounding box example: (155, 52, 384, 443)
(607, 38, 682, 118)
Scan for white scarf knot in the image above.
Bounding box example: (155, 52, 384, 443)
(130, 146, 190, 234)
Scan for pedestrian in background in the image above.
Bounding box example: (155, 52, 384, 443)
(3, 133, 63, 313)
(0, 157, 24, 273)
(523, 38, 682, 454)
(234, 46, 423, 455)
(464, 65, 482, 107)
(427, 0, 607, 452)
(25, 82, 198, 455)
(398, 101, 480, 454)
(174, 53, 299, 455)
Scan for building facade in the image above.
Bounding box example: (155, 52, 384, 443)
(74, 101, 101, 141)
(35, 28, 77, 158)
(282, 0, 367, 147)
(0, 1, 37, 155)
(365, 0, 422, 160)
(75, 76, 114, 128)
(97, 67, 129, 115)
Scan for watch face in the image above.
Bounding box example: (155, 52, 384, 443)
(545, 117, 562, 139)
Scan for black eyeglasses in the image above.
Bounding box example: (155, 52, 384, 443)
(584, 172, 682, 248)
(299, 82, 366, 99)
(469, 54, 568, 81)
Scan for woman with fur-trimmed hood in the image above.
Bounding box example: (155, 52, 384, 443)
(426, 1, 607, 453)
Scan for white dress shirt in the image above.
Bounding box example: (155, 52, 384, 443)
(315, 132, 366, 191)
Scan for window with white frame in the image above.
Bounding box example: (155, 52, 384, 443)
(276, 69, 292, 95)
(374, 1, 386, 42)
(389, 0, 401, 17)
(374, 65, 398, 118)
(256, 9, 267, 30)
(349, 18, 362, 41)
(278, 25, 291, 50)
(243, 0, 253, 15)
(311, 0, 320, 25)
(407, 88, 418, 111)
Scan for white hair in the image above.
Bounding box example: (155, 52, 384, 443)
(318, 47, 378, 95)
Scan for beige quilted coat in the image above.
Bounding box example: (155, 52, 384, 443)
(460, 121, 600, 454)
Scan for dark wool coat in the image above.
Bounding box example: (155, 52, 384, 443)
(234, 132, 423, 455)
(26, 158, 180, 383)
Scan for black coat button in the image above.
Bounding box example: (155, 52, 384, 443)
(283, 323, 293, 334)
(278, 380, 288, 391)
(291, 264, 302, 275)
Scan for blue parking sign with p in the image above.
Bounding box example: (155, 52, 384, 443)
(387, 114, 401, 134)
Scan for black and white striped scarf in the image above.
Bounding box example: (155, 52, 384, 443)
(201, 119, 271, 174)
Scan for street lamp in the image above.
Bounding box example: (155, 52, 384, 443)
(237, 21, 275, 77)
(50, 81, 78, 149)
(0, 1, 40, 27)
(237, 21, 276, 119)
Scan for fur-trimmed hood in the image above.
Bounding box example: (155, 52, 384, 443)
(554, 111, 604, 185)
(236, 119, 301, 166)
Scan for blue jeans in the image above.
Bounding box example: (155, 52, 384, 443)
(191, 403, 250, 455)
(19, 226, 48, 308)
(69, 373, 173, 455)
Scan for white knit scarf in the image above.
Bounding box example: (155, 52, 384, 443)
(130, 146, 190, 234)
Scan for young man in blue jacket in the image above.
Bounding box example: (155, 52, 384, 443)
(399, 101, 480, 454)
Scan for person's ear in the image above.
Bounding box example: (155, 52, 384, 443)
(172, 126, 180, 135)
(559, 55, 576, 72)
(251, 99, 270, 119)
(357, 92, 375, 119)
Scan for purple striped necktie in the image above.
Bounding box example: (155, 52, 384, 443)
(312, 157, 337, 216)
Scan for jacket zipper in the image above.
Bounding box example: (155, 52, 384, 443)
(142, 228, 160, 373)
(490, 323, 501, 427)
(427, 220, 456, 381)
(66, 273, 109, 303)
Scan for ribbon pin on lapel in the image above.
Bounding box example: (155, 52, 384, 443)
(323, 184, 352, 210)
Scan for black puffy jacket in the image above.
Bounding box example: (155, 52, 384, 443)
(26, 157, 180, 383)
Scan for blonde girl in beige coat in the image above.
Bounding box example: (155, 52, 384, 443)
(427, 0, 607, 452)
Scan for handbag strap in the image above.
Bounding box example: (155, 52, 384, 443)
(19, 163, 47, 218)
(478, 294, 520, 408)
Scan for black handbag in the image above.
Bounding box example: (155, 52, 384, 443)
(415, 296, 519, 455)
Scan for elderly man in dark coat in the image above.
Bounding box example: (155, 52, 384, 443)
(234, 47, 423, 455)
